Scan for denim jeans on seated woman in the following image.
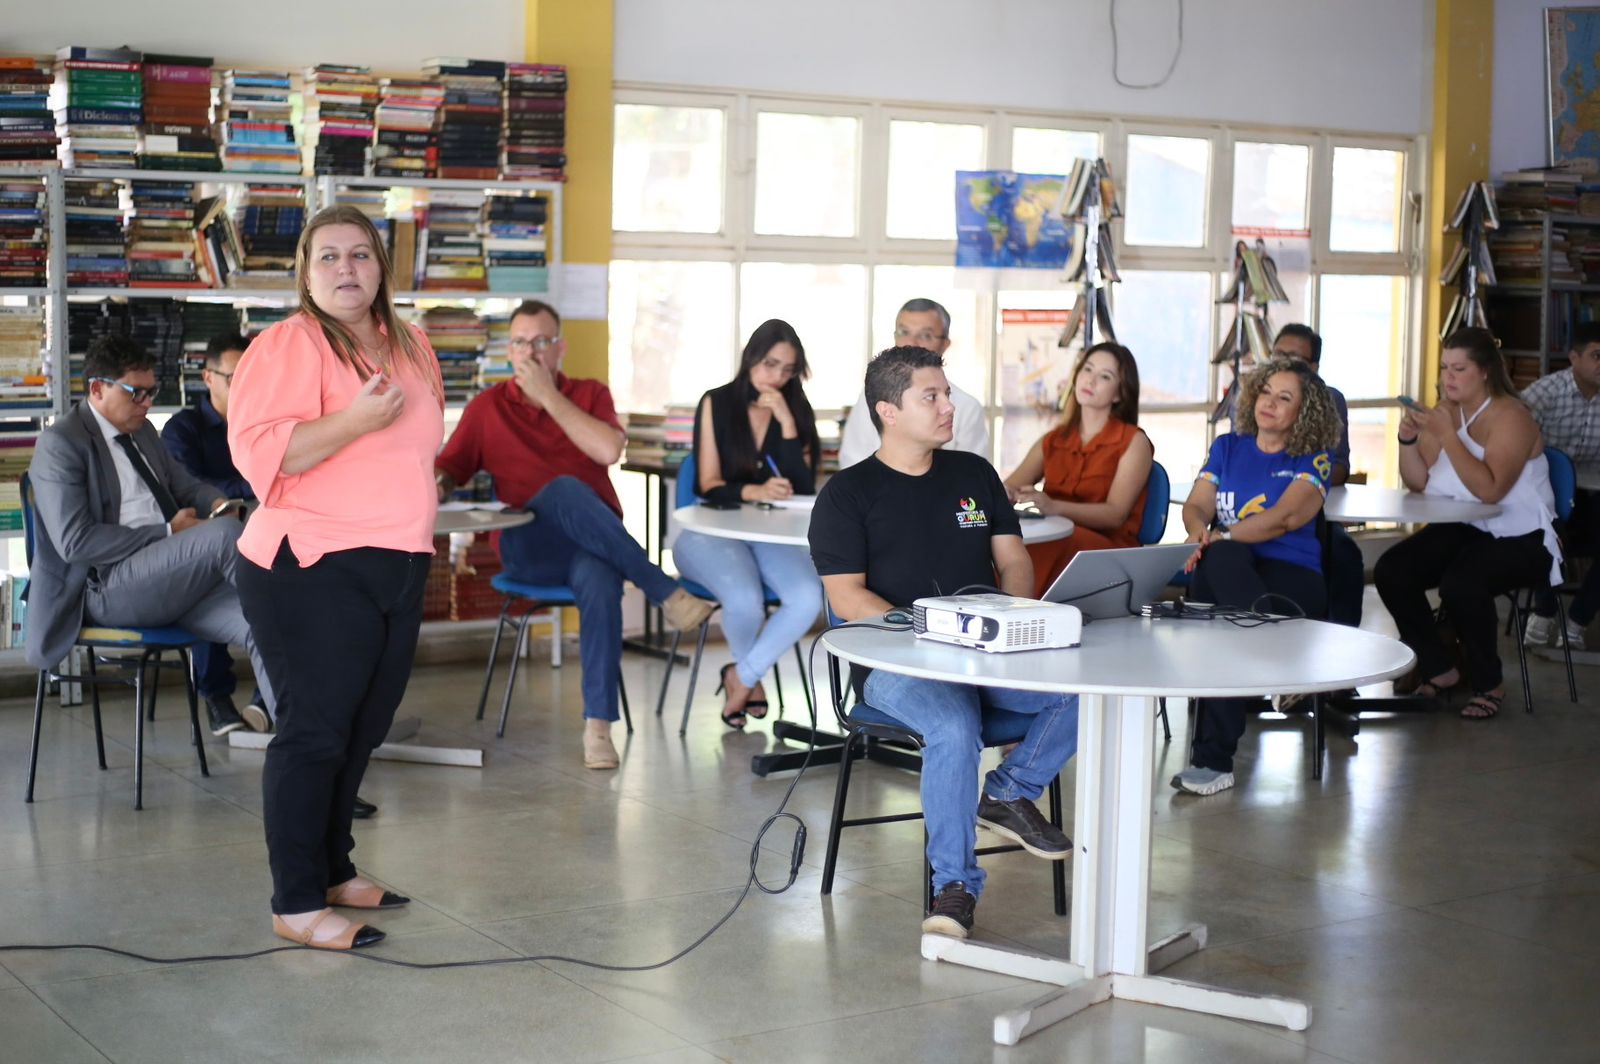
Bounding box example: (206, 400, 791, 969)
(671, 529, 822, 689)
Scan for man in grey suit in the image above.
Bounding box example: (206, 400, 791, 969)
(26, 334, 273, 736)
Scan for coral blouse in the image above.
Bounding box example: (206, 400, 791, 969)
(228, 313, 445, 568)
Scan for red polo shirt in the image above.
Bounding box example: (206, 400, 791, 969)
(436, 376, 625, 516)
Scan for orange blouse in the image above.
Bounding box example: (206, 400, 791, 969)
(1026, 417, 1150, 597)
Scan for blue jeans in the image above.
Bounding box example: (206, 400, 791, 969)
(862, 670, 1079, 899)
(499, 477, 681, 722)
(671, 530, 821, 689)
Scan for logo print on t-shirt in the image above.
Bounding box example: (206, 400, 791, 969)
(1313, 453, 1332, 482)
(955, 496, 989, 529)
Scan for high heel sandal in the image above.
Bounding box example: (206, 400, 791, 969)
(272, 909, 385, 951)
(744, 680, 769, 720)
(715, 663, 748, 730)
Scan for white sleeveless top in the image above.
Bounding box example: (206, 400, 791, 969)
(1423, 397, 1562, 586)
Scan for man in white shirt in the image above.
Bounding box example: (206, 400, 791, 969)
(25, 334, 273, 736)
(1522, 324, 1600, 649)
(836, 298, 990, 468)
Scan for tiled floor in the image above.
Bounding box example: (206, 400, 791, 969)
(3, 591, 1597, 1063)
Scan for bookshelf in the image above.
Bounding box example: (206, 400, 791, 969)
(1483, 211, 1600, 388)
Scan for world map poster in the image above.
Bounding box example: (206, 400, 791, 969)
(954, 171, 1073, 269)
(1547, 7, 1600, 173)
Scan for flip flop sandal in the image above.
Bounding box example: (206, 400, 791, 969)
(1461, 691, 1503, 720)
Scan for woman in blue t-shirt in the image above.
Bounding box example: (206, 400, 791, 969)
(1171, 357, 1343, 796)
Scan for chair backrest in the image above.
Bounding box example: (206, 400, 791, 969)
(19, 470, 36, 568)
(674, 452, 699, 510)
(1137, 461, 1171, 545)
(1545, 447, 1576, 523)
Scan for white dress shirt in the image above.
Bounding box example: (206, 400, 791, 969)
(86, 403, 168, 532)
(836, 382, 991, 469)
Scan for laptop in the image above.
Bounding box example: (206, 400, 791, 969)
(1040, 543, 1195, 621)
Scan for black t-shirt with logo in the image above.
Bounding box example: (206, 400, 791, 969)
(809, 449, 1021, 608)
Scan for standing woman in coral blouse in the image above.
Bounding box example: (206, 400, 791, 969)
(1003, 342, 1153, 597)
(229, 206, 445, 951)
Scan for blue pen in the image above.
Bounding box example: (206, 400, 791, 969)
(764, 454, 782, 478)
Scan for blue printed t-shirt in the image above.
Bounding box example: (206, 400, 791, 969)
(1198, 433, 1330, 572)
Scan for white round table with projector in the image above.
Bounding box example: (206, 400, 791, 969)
(671, 500, 1074, 545)
(819, 611, 1414, 1046)
(1322, 484, 1501, 524)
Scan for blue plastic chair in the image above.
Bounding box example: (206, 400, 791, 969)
(20, 473, 208, 811)
(1504, 448, 1579, 710)
(655, 453, 813, 735)
(474, 573, 632, 739)
(1137, 460, 1171, 545)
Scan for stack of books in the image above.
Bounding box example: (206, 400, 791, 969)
(478, 311, 512, 389)
(663, 404, 696, 466)
(0, 57, 60, 167)
(483, 193, 547, 292)
(233, 184, 304, 286)
(420, 189, 486, 291)
(179, 301, 242, 404)
(417, 306, 488, 402)
(374, 77, 442, 178)
(63, 178, 127, 286)
(139, 54, 219, 171)
(51, 46, 143, 169)
(502, 64, 566, 180)
(126, 181, 203, 287)
(0, 571, 29, 645)
(242, 304, 291, 339)
(0, 307, 48, 411)
(622, 411, 667, 466)
(303, 64, 377, 176)
(1489, 224, 1580, 285)
(123, 298, 185, 404)
(1496, 168, 1582, 220)
(220, 69, 300, 174)
(425, 58, 504, 180)
(66, 300, 119, 399)
(0, 179, 47, 286)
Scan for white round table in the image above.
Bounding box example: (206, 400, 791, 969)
(672, 504, 1074, 546)
(820, 615, 1413, 1045)
(1324, 484, 1500, 524)
(433, 507, 535, 536)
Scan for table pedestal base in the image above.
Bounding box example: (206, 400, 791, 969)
(924, 921, 1309, 1045)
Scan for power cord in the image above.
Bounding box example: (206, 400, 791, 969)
(1109, 0, 1185, 90)
(0, 623, 896, 973)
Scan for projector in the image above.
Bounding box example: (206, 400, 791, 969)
(911, 594, 1082, 653)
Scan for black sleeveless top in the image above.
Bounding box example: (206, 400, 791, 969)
(692, 381, 817, 506)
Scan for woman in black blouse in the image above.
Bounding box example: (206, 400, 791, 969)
(672, 319, 824, 727)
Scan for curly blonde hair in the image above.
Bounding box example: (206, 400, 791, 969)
(1234, 357, 1342, 455)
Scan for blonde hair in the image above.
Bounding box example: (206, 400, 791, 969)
(1234, 357, 1341, 455)
(294, 205, 441, 404)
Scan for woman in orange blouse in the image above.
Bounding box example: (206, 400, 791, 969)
(1003, 342, 1153, 598)
(229, 205, 445, 951)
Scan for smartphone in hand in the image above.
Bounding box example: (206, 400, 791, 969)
(207, 498, 248, 520)
(1395, 394, 1421, 409)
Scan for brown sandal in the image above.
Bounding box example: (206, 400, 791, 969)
(272, 909, 385, 950)
(1461, 691, 1503, 720)
(327, 878, 410, 909)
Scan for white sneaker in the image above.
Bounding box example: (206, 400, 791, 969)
(1523, 613, 1557, 647)
(1170, 765, 1235, 796)
(1561, 619, 1588, 651)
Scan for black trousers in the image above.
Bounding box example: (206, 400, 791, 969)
(1188, 541, 1327, 774)
(1536, 488, 1600, 627)
(1374, 523, 1551, 693)
(1326, 523, 1365, 627)
(238, 542, 430, 914)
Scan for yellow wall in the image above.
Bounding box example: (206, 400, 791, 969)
(1424, 0, 1494, 400)
(527, 0, 613, 382)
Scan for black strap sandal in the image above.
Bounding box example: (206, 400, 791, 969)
(715, 664, 748, 730)
(1461, 690, 1503, 720)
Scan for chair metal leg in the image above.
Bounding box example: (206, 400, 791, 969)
(619, 672, 633, 734)
(25, 670, 46, 803)
(1511, 594, 1535, 714)
(1310, 695, 1325, 782)
(1555, 594, 1579, 703)
(655, 628, 684, 718)
(87, 652, 106, 770)
(551, 605, 563, 667)
(1157, 697, 1171, 743)
(497, 614, 532, 739)
(475, 599, 515, 721)
(183, 649, 209, 779)
(678, 620, 711, 737)
(146, 651, 160, 721)
(924, 827, 934, 914)
(1047, 777, 1067, 916)
(820, 730, 860, 897)
(133, 654, 149, 811)
(771, 658, 786, 713)
(792, 642, 813, 721)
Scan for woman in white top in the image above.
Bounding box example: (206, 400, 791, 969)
(1375, 327, 1561, 719)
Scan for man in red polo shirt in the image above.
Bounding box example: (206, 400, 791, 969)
(436, 300, 713, 769)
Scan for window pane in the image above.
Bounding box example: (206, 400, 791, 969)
(1231, 142, 1309, 231)
(885, 119, 986, 240)
(1329, 147, 1405, 253)
(872, 265, 984, 402)
(1124, 134, 1211, 247)
(1114, 270, 1214, 403)
(1139, 411, 1211, 520)
(995, 295, 1074, 473)
(1316, 274, 1407, 402)
(754, 111, 859, 237)
(608, 260, 735, 411)
(739, 263, 868, 410)
(1011, 127, 1100, 176)
(612, 104, 724, 234)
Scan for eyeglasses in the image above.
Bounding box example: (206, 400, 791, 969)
(91, 377, 158, 404)
(206, 368, 235, 383)
(894, 326, 947, 346)
(508, 336, 560, 352)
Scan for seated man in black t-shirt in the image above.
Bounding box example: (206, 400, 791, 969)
(808, 346, 1080, 939)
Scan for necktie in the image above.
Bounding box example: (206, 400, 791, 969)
(113, 433, 180, 523)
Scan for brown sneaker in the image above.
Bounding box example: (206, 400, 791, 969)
(662, 587, 715, 632)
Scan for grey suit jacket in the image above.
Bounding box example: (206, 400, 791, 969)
(25, 403, 223, 670)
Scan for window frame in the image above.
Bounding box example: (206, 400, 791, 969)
(743, 96, 870, 252)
